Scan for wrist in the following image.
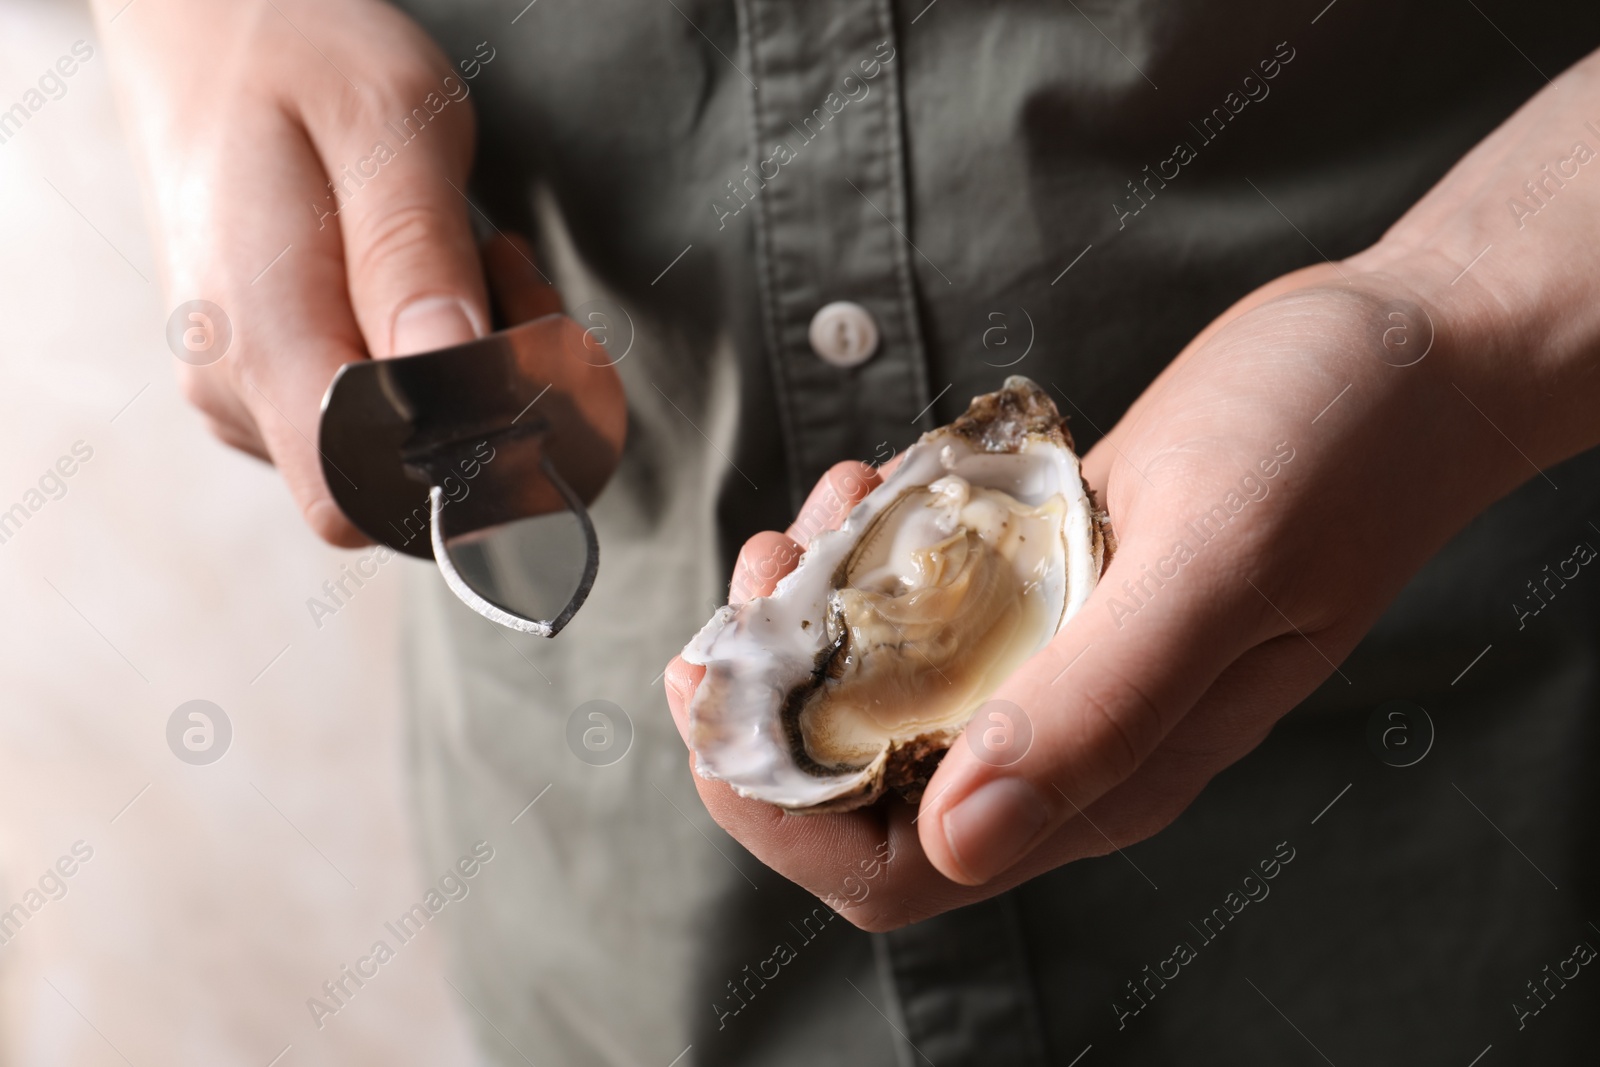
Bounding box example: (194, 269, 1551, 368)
(1342, 243, 1600, 474)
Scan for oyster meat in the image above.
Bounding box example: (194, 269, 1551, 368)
(681, 377, 1110, 812)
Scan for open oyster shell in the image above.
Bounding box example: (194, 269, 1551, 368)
(682, 377, 1110, 813)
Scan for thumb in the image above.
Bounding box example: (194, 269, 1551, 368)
(915, 534, 1262, 885)
(307, 74, 489, 357)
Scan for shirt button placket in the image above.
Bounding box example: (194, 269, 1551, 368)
(736, 0, 931, 513)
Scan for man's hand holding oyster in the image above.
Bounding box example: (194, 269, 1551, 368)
(665, 54, 1600, 931)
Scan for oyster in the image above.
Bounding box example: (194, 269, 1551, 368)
(681, 377, 1109, 812)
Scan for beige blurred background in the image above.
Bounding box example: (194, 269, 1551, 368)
(0, 1, 482, 1062)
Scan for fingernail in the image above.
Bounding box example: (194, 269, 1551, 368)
(942, 779, 1049, 884)
(391, 296, 481, 356)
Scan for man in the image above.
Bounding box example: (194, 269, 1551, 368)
(98, 0, 1600, 1062)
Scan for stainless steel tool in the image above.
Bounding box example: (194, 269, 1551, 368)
(317, 313, 626, 637)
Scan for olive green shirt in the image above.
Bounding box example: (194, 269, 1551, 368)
(393, 1, 1600, 1063)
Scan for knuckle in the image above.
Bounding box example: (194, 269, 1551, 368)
(174, 364, 228, 419)
(316, 51, 452, 129)
(343, 200, 459, 280)
(826, 460, 875, 501)
(1071, 674, 1165, 785)
(363, 37, 456, 106)
(349, 62, 473, 148)
(303, 498, 365, 548)
(838, 902, 907, 933)
(199, 414, 257, 457)
(372, 66, 445, 111)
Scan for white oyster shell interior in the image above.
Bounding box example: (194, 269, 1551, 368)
(682, 380, 1101, 812)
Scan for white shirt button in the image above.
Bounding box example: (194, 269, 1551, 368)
(808, 301, 880, 368)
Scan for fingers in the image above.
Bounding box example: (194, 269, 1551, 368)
(663, 657, 702, 745)
(728, 531, 804, 605)
(1080, 440, 1114, 507)
(194, 410, 269, 463)
(295, 53, 488, 358)
(785, 461, 882, 545)
(682, 526, 811, 745)
(668, 597, 1337, 932)
(657, 457, 906, 924)
(190, 102, 373, 546)
(680, 460, 884, 744)
(990, 629, 1349, 886)
(914, 537, 1266, 886)
(725, 461, 882, 603)
(113, 1, 495, 545)
(482, 232, 563, 325)
(686, 777, 968, 931)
